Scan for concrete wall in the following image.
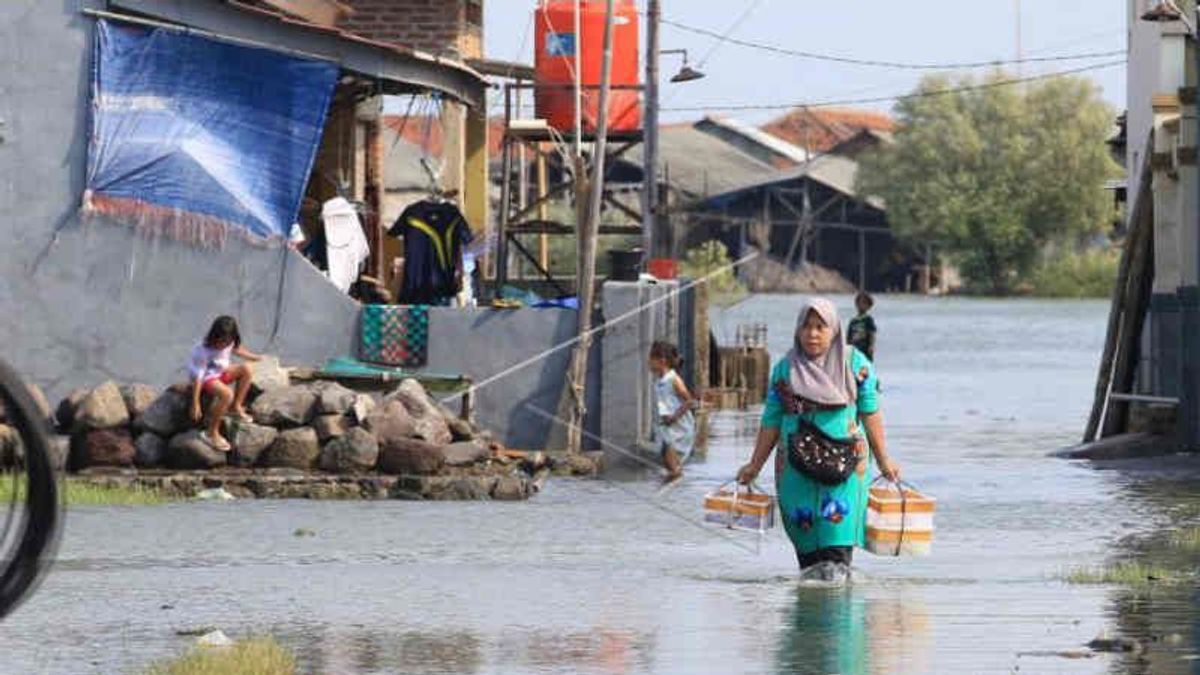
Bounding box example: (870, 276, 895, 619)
(1127, 0, 1163, 201)
(600, 281, 680, 460)
(0, 2, 359, 402)
(417, 307, 601, 450)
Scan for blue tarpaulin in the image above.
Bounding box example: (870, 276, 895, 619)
(85, 20, 338, 245)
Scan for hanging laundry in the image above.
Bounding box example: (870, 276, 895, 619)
(389, 199, 474, 305)
(322, 197, 371, 293)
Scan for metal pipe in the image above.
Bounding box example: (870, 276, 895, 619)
(1108, 393, 1180, 405)
(573, 0, 583, 158)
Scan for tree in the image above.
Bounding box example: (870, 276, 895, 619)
(857, 72, 1120, 294)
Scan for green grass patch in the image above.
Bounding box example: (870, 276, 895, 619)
(1028, 248, 1120, 298)
(0, 475, 170, 506)
(146, 637, 295, 675)
(1169, 526, 1200, 550)
(1063, 561, 1185, 586)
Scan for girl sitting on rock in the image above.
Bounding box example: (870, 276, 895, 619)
(188, 316, 261, 451)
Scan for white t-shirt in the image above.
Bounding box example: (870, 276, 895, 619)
(188, 342, 233, 381)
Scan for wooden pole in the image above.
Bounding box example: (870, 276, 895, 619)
(566, 0, 617, 454)
(1102, 193, 1155, 438)
(537, 150, 550, 270)
(858, 228, 867, 291)
(1085, 153, 1151, 442)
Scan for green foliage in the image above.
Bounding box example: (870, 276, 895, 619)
(1063, 561, 1187, 587)
(679, 240, 748, 304)
(1027, 247, 1119, 298)
(0, 475, 169, 505)
(1170, 526, 1200, 550)
(145, 637, 295, 675)
(857, 72, 1121, 294)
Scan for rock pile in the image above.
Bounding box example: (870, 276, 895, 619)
(46, 376, 499, 475)
(0, 369, 568, 501)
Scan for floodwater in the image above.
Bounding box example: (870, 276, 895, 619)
(3, 294, 1199, 674)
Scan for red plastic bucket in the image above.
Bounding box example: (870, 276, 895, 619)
(647, 258, 677, 280)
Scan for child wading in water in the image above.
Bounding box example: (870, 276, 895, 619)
(846, 292, 878, 362)
(188, 316, 262, 451)
(649, 341, 696, 485)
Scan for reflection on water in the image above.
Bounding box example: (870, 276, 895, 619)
(775, 588, 933, 675)
(2, 295, 1197, 674)
(1098, 466, 1200, 674)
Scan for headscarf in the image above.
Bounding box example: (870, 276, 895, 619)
(788, 297, 858, 407)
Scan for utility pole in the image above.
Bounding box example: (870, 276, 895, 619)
(1014, 0, 1023, 78)
(566, 0, 616, 454)
(643, 0, 660, 260)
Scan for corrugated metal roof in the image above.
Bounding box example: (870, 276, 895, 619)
(695, 116, 811, 165)
(622, 123, 777, 200)
(701, 153, 885, 211)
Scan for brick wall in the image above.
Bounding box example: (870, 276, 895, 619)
(341, 0, 482, 58)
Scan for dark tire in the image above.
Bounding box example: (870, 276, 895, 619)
(0, 360, 60, 620)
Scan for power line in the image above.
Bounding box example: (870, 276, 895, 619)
(696, 0, 768, 67)
(661, 59, 1126, 113)
(662, 17, 1125, 71)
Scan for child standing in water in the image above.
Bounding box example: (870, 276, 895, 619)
(649, 341, 695, 484)
(846, 292, 878, 362)
(187, 316, 262, 451)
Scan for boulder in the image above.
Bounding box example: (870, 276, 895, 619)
(492, 474, 528, 501)
(70, 428, 135, 470)
(120, 384, 158, 420)
(363, 400, 416, 444)
(250, 386, 317, 428)
(134, 389, 192, 437)
(250, 355, 289, 393)
(55, 388, 89, 432)
(0, 424, 21, 466)
(312, 414, 348, 443)
(134, 432, 167, 468)
(312, 381, 356, 416)
(166, 430, 228, 470)
(319, 427, 379, 473)
(377, 437, 445, 475)
(438, 405, 476, 441)
(261, 427, 321, 469)
(386, 379, 451, 445)
(4, 382, 53, 426)
(350, 394, 376, 424)
(73, 381, 130, 431)
(224, 420, 277, 466)
(443, 441, 489, 467)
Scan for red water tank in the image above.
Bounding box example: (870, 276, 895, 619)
(534, 0, 641, 135)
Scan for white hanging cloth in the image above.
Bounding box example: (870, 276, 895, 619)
(321, 197, 370, 293)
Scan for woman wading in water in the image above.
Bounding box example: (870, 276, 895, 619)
(737, 298, 900, 573)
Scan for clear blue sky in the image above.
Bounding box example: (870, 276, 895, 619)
(483, 0, 1126, 125)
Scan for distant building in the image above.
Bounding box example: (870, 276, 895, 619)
(760, 107, 896, 155)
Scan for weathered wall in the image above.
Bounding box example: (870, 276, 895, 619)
(419, 307, 601, 450)
(0, 2, 359, 402)
(341, 0, 482, 58)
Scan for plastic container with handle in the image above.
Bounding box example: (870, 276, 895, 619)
(865, 477, 936, 556)
(704, 480, 776, 534)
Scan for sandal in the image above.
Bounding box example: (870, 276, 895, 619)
(230, 410, 253, 422)
(201, 431, 232, 452)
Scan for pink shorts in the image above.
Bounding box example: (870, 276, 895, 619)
(201, 370, 236, 393)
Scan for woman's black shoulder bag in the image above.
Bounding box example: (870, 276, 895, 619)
(774, 380, 859, 486)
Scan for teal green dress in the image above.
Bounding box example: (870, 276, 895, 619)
(761, 348, 878, 554)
